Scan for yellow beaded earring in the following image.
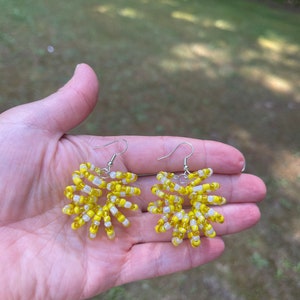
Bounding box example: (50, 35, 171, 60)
(62, 139, 141, 240)
(147, 142, 226, 248)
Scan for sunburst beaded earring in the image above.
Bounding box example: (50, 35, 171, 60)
(147, 142, 226, 247)
(62, 139, 141, 240)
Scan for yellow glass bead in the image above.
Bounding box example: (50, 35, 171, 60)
(71, 222, 79, 230)
(62, 204, 74, 215)
(104, 215, 111, 223)
(105, 228, 115, 239)
(204, 223, 216, 237)
(116, 212, 125, 223)
(131, 204, 139, 211)
(191, 237, 201, 248)
(93, 215, 101, 222)
(90, 188, 102, 197)
(118, 198, 126, 206)
(73, 206, 82, 214)
(89, 225, 98, 234)
(172, 237, 183, 246)
(86, 210, 95, 218)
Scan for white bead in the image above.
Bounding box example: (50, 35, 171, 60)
(72, 174, 81, 180)
(110, 206, 118, 215)
(109, 195, 117, 202)
(162, 215, 169, 222)
(109, 171, 116, 179)
(62, 205, 70, 213)
(93, 221, 100, 225)
(198, 170, 204, 176)
(190, 219, 197, 226)
(195, 211, 203, 218)
(122, 219, 130, 227)
(206, 228, 215, 235)
(208, 196, 214, 203)
(194, 202, 200, 209)
(172, 237, 183, 245)
(104, 221, 112, 227)
(80, 164, 88, 171)
(89, 233, 96, 239)
(175, 212, 183, 220)
(174, 184, 181, 191)
(148, 206, 156, 212)
(161, 176, 168, 184)
(92, 176, 102, 186)
(163, 206, 171, 213)
(164, 222, 171, 230)
(73, 195, 81, 203)
(193, 185, 203, 192)
(83, 185, 91, 194)
(82, 214, 90, 222)
(124, 201, 132, 208)
(207, 208, 215, 217)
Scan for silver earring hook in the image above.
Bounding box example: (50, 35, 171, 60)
(158, 141, 194, 175)
(95, 139, 128, 172)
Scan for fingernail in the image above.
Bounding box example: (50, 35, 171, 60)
(241, 161, 246, 172)
(74, 64, 81, 73)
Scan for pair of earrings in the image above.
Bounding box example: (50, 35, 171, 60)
(62, 140, 226, 248)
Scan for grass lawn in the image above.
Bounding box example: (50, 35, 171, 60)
(1, 0, 299, 299)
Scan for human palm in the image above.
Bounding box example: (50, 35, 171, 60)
(0, 64, 266, 300)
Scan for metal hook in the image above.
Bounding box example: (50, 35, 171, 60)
(158, 141, 194, 175)
(95, 139, 128, 172)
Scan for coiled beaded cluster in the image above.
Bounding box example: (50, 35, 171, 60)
(62, 162, 140, 239)
(147, 168, 226, 247)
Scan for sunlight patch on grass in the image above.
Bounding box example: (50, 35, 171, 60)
(158, 43, 229, 78)
(258, 37, 299, 55)
(118, 8, 143, 19)
(94, 5, 114, 14)
(171, 11, 198, 23)
(263, 74, 293, 93)
(241, 67, 295, 96)
(214, 19, 235, 32)
(94, 5, 143, 19)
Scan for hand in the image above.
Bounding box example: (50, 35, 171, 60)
(0, 64, 266, 300)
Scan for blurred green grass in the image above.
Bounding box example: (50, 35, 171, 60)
(1, 0, 299, 299)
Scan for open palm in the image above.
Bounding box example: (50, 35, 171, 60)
(0, 64, 266, 300)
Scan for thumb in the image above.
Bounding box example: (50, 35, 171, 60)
(1, 63, 99, 135)
(41, 63, 99, 134)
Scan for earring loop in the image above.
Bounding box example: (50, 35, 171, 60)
(158, 141, 194, 175)
(95, 139, 128, 173)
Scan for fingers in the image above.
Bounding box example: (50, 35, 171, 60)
(132, 173, 266, 211)
(127, 203, 260, 244)
(85, 135, 245, 175)
(117, 238, 224, 286)
(41, 63, 99, 134)
(2, 64, 99, 135)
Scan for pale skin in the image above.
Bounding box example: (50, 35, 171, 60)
(0, 64, 266, 300)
